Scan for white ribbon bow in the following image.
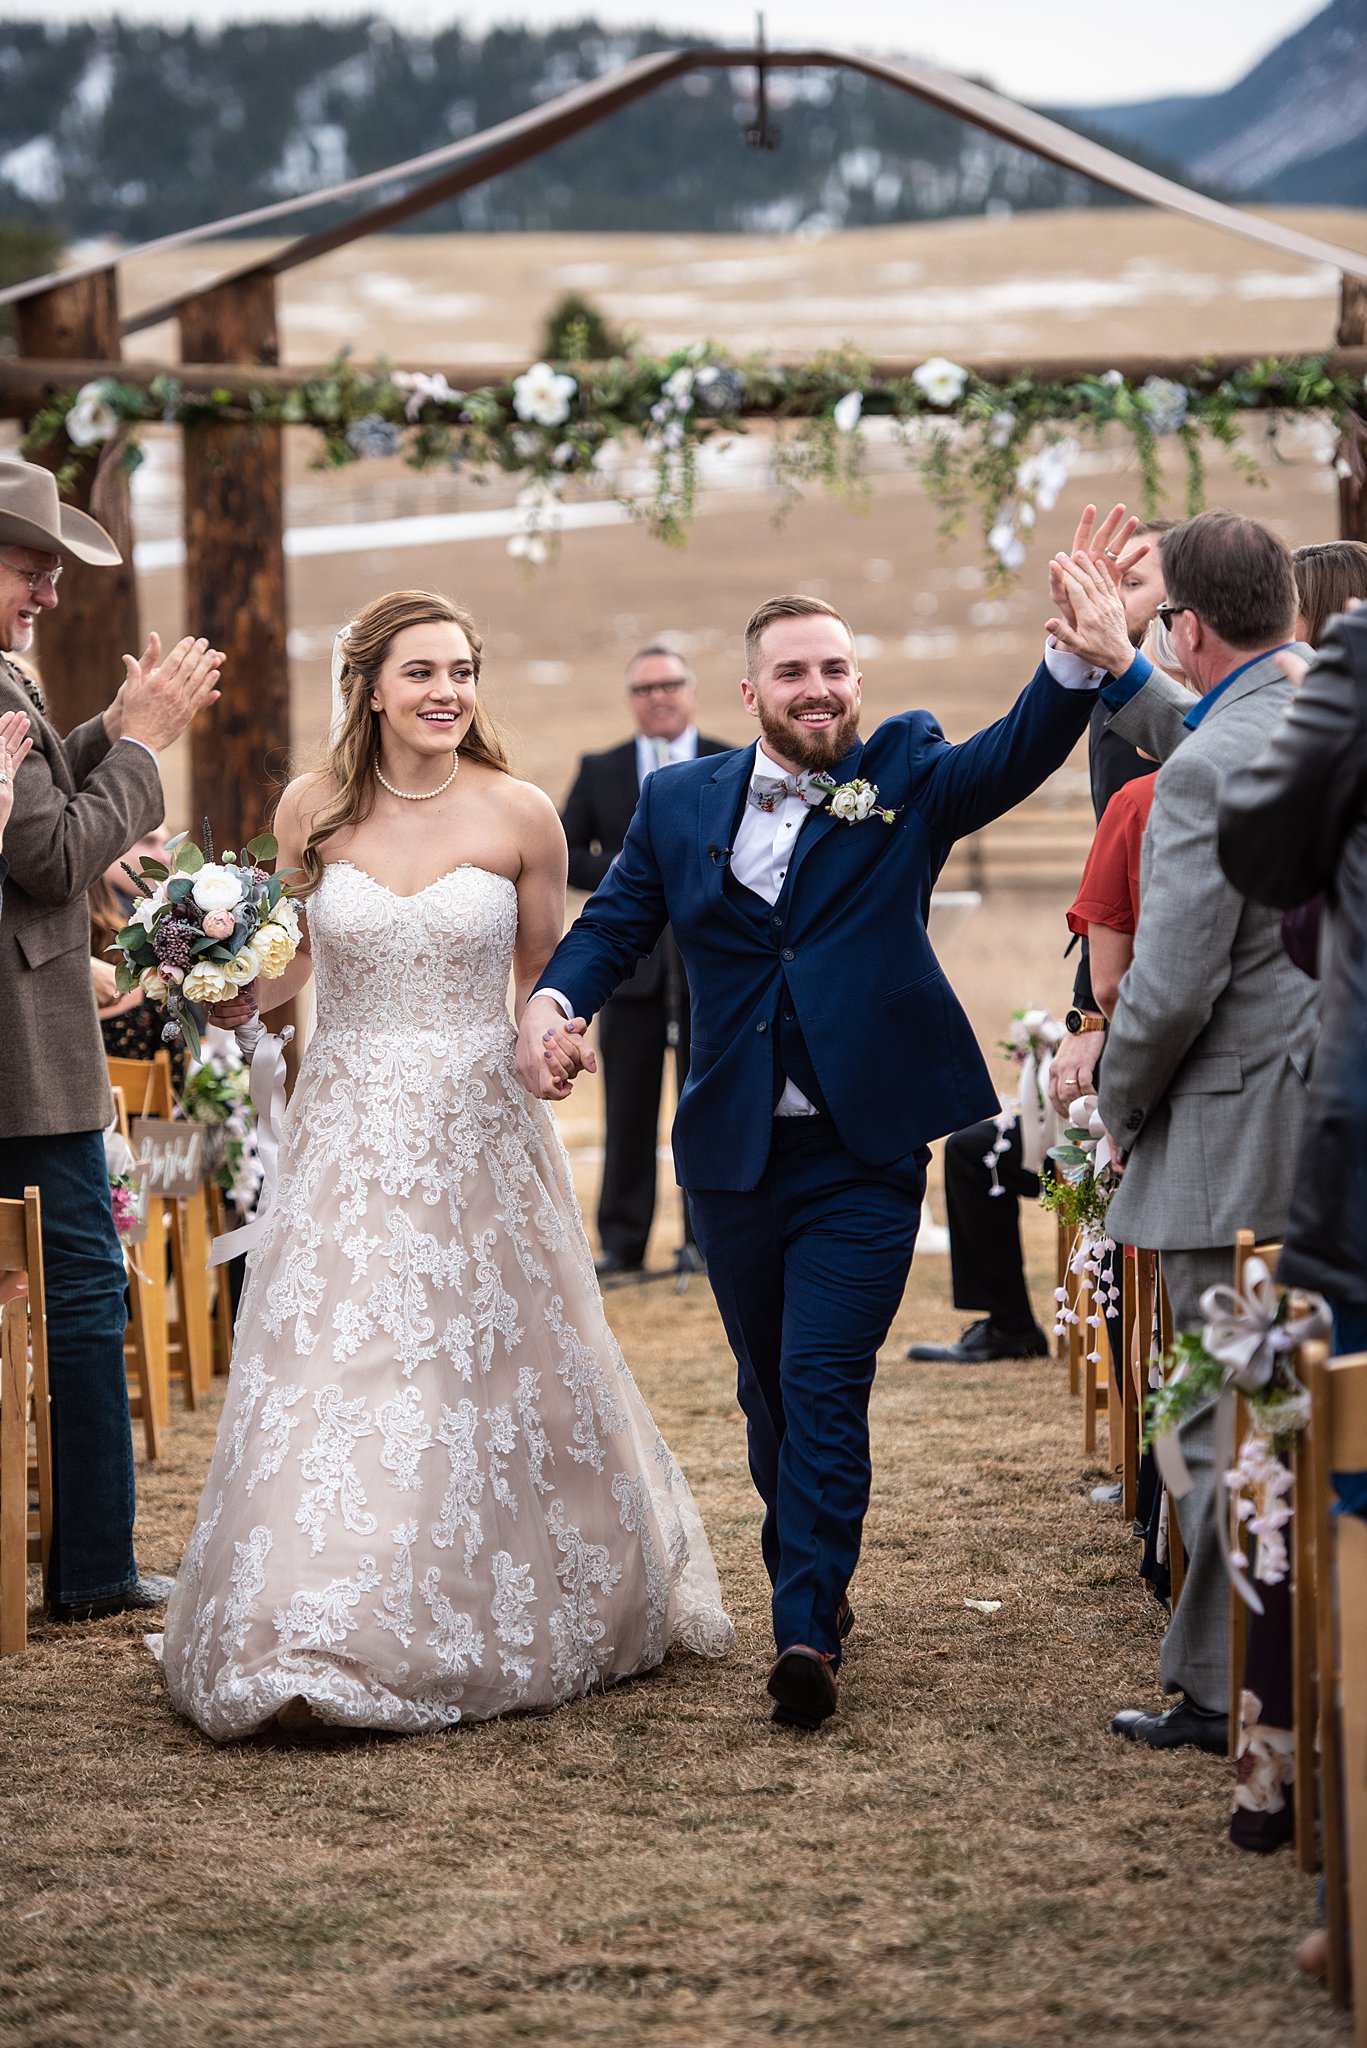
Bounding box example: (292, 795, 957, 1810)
(1152, 1255, 1330, 1614)
(207, 1016, 295, 1268)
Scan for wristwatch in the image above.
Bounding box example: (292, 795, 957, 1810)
(1063, 1008, 1106, 1036)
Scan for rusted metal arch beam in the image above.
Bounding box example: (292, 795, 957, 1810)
(0, 41, 1363, 331)
(5, 350, 1366, 417)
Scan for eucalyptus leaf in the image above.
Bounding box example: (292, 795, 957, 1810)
(166, 877, 194, 903)
(139, 857, 170, 881)
(175, 841, 205, 874)
(245, 832, 279, 863)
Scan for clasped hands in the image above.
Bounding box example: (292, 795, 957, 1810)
(516, 993, 597, 1101)
(1045, 502, 1149, 677)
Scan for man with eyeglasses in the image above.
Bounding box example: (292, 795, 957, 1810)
(560, 645, 728, 1278)
(1049, 510, 1317, 1753)
(0, 455, 223, 1623)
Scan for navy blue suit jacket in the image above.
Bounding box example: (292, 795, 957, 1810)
(539, 663, 1097, 1192)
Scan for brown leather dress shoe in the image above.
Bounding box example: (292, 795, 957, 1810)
(767, 1645, 838, 1729)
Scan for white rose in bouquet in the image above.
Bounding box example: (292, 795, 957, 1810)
(129, 883, 169, 932)
(139, 968, 168, 1002)
(267, 897, 301, 942)
(223, 946, 264, 986)
(252, 923, 296, 979)
(191, 863, 246, 914)
(183, 961, 234, 1005)
(830, 782, 875, 822)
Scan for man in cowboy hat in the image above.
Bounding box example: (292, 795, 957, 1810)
(0, 455, 224, 1622)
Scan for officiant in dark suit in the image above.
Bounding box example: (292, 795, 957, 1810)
(560, 646, 728, 1278)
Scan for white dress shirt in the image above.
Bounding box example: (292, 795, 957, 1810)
(635, 724, 698, 786)
(730, 739, 821, 1118)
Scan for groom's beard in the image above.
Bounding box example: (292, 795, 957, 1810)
(756, 698, 861, 774)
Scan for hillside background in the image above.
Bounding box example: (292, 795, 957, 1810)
(0, 0, 1361, 247)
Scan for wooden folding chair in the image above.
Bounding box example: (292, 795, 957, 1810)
(1118, 1246, 1155, 1523)
(1226, 1230, 1284, 1756)
(206, 1181, 234, 1376)
(1309, 1347, 1367, 2026)
(0, 1188, 51, 1656)
(1054, 1213, 1070, 1366)
(108, 1052, 213, 1411)
(109, 1083, 168, 1461)
(1294, 1340, 1328, 1878)
(1152, 1254, 1185, 1604)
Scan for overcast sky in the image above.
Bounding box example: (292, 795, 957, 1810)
(15, 0, 1327, 106)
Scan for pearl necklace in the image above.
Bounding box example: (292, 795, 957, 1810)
(376, 753, 459, 802)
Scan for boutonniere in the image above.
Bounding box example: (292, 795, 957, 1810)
(807, 774, 897, 825)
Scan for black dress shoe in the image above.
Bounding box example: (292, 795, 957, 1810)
(1110, 1697, 1227, 1754)
(49, 1572, 176, 1624)
(594, 1250, 644, 1279)
(906, 1317, 1049, 1364)
(837, 1596, 854, 1641)
(767, 1645, 838, 1729)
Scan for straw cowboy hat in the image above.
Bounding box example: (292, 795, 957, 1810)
(0, 456, 121, 566)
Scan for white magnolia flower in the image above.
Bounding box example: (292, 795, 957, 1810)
(190, 863, 247, 914)
(1100, 368, 1125, 389)
(516, 477, 562, 516)
(911, 356, 968, 407)
(507, 532, 549, 566)
(832, 390, 864, 434)
(987, 407, 1017, 449)
(1139, 375, 1189, 436)
(183, 961, 234, 1005)
(512, 361, 577, 428)
(988, 514, 1026, 571)
(64, 380, 119, 448)
(1017, 439, 1077, 512)
(252, 923, 295, 979)
(662, 366, 695, 408)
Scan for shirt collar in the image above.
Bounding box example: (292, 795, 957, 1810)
(1183, 645, 1295, 729)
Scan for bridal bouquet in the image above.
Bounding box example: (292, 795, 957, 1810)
(110, 825, 300, 1060)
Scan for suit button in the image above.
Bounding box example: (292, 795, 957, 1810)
(781, 947, 795, 962)
(756, 1020, 768, 1034)
(783, 1011, 795, 1023)
(1126, 1110, 1142, 1130)
(770, 914, 782, 929)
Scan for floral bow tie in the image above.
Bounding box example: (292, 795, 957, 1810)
(749, 770, 833, 814)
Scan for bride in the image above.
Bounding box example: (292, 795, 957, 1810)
(156, 589, 732, 1739)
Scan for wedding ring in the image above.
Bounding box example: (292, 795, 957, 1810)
(0, 771, 9, 785)
(1104, 548, 1120, 559)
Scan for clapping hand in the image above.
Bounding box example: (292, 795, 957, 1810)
(0, 709, 32, 848)
(1047, 503, 1148, 659)
(104, 633, 224, 753)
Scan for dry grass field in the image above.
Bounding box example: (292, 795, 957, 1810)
(3, 208, 1364, 2045)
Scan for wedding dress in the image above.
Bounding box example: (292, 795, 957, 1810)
(156, 860, 732, 1739)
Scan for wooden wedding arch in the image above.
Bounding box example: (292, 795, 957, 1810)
(1, 38, 1365, 847)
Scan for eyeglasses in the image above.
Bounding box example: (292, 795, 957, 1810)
(1155, 603, 1190, 629)
(0, 556, 62, 595)
(628, 677, 688, 698)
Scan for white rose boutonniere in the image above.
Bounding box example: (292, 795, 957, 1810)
(811, 775, 897, 825)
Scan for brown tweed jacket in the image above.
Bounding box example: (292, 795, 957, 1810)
(0, 657, 163, 1139)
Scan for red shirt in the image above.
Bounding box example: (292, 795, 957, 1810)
(1067, 773, 1157, 938)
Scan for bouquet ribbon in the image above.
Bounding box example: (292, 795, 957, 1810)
(1017, 1046, 1061, 1174)
(207, 1017, 295, 1268)
(1151, 1256, 1329, 1614)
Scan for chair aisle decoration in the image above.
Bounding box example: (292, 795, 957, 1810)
(0, 1188, 51, 1658)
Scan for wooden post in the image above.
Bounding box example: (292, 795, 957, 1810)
(179, 272, 290, 852)
(1339, 276, 1367, 547)
(13, 272, 140, 734)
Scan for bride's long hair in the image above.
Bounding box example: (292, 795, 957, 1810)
(296, 589, 510, 894)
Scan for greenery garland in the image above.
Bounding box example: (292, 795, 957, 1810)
(21, 340, 1366, 578)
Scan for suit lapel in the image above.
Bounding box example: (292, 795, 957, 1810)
(781, 735, 865, 900)
(698, 747, 758, 928)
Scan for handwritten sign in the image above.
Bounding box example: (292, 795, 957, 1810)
(131, 1118, 205, 1198)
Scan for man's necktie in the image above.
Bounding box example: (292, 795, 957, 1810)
(652, 739, 670, 773)
(749, 771, 829, 814)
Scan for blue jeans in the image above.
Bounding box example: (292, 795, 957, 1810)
(0, 1130, 137, 1605)
(689, 1119, 926, 1661)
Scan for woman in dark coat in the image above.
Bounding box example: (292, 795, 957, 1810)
(1218, 606, 1367, 1351)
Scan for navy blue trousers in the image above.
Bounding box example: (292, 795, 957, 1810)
(689, 1119, 925, 1661)
(0, 1130, 138, 1606)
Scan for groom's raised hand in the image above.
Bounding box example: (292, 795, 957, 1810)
(516, 992, 597, 1100)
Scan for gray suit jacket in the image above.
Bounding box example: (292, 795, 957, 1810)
(0, 658, 163, 1139)
(1097, 653, 1317, 1250)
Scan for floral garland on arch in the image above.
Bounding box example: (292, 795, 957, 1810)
(20, 341, 1367, 580)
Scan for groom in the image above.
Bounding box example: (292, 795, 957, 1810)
(518, 589, 1110, 1728)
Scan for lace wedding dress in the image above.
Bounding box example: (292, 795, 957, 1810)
(156, 861, 732, 1739)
